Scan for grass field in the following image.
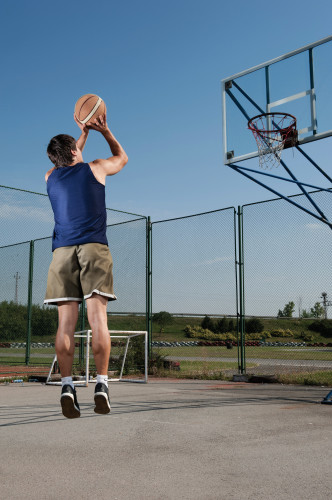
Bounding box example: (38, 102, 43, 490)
(1, 344, 331, 364)
(276, 370, 332, 386)
(153, 345, 332, 361)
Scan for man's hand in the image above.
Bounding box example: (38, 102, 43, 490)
(74, 113, 90, 134)
(87, 114, 109, 134)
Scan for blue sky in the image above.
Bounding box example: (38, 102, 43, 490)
(1, 0, 332, 221)
(1, 0, 332, 315)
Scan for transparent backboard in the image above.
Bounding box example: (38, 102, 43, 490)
(222, 36, 332, 165)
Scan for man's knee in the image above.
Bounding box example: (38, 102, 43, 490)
(57, 301, 79, 331)
(87, 295, 108, 327)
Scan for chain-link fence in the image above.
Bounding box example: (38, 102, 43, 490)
(1, 185, 331, 380)
(0, 185, 51, 247)
(0, 186, 147, 371)
(150, 208, 240, 378)
(0, 242, 31, 362)
(0, 184, 144, 246)
(241, 190, 332, 378)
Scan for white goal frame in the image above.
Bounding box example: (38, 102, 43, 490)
(46, 330, 148, 386)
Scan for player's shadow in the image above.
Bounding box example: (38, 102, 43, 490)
(0, 392, 321, 428)
(0, 402, 97, 427)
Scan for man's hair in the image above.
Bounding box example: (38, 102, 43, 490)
(47, 134, 77, 167)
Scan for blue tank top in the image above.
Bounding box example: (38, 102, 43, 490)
(47, 162, 108, 251)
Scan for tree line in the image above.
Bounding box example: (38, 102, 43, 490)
(278, 301, 326, 318)
(0, 301, 58, 341)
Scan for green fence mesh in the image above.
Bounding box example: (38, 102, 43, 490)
(0, 186, 148, 372)
(1, 185, 331, 380)
(150, 208, 239, 378)
(242, 190, 332, 377)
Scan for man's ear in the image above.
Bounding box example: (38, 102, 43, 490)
(71, 148, 78, 157)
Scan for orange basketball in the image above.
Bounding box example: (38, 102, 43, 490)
(74, 94, 106, 125)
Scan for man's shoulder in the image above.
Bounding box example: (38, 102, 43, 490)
(45, 166, 56, 182)
(88, 161, 106, 186)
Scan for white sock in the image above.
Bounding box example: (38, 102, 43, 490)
(61, 376, 74, 389)
(96, 374, 108, 388)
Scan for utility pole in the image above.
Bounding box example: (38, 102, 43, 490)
(298, 296, 303, 318)
(14, 272, 20, 304)
(321, 292, 332, 320)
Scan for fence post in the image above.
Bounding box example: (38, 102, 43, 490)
(146, 217, 152, 357)
(234, 209, 240, 372)
(25, 240, 34, 365)
(237, 207, 246, 374)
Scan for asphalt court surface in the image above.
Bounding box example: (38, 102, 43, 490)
(0, 379, 331, 500)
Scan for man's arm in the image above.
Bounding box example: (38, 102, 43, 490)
(88, 114, 128, 182)
(74, 114, 90, 152)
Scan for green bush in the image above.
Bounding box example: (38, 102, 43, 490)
(0, 301, 58, 341)
(0, 301, 26, 340)
(308, 320, 332, 338)
(184, 325, 205, 338)
(153, 311, 173, 333)
(201, 316, 236, 334)
(269, 329, 293, 338)
(228, 319, 235, 332)
(184, 325, 236, 341)
(215, 318, 228, 334)
(112, 336, 145, 375)
(184, 325, 218, 339)
(201, 315, 215, 331)
(245, 332, 268, 340)
(260, 331, 272, 339)
(31, 304, 58, 336)
(299, 332, 314, 342)
(245, 317, 264, 333)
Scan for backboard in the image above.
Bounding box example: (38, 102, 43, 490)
(222, 35, 332, 165)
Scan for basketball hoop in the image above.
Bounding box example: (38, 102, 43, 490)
(248, 113, 297, 169)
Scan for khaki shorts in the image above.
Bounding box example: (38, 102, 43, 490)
(44, 243, 117, 305)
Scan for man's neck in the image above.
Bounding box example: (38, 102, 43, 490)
(69, 159, 83, 166)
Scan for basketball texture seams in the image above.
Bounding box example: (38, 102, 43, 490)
(75, 94, 106, 124)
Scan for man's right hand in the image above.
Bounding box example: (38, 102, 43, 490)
(87, 114, 109, 134)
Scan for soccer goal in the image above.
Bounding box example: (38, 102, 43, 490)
(46, 330, 148, 386)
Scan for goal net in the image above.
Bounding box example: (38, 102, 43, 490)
(46, 330, 148, 386)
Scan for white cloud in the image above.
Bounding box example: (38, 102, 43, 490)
(0, 203, 53, 223)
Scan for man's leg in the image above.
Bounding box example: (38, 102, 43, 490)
(55, 301, 80, 418)
(86, 293, 110, 374)
(55, 301, 79, 376)
(86, 293, 111, 414)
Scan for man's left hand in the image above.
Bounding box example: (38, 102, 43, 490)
(74, 113, 90, 134)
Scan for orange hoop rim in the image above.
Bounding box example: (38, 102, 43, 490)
(248, 112, 297, 135)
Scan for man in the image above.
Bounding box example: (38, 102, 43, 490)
(44, 112, 128, 418)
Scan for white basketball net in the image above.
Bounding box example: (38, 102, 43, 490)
(249, 113, 297, 170)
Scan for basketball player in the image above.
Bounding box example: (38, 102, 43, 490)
(44, 112, 128, 418)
